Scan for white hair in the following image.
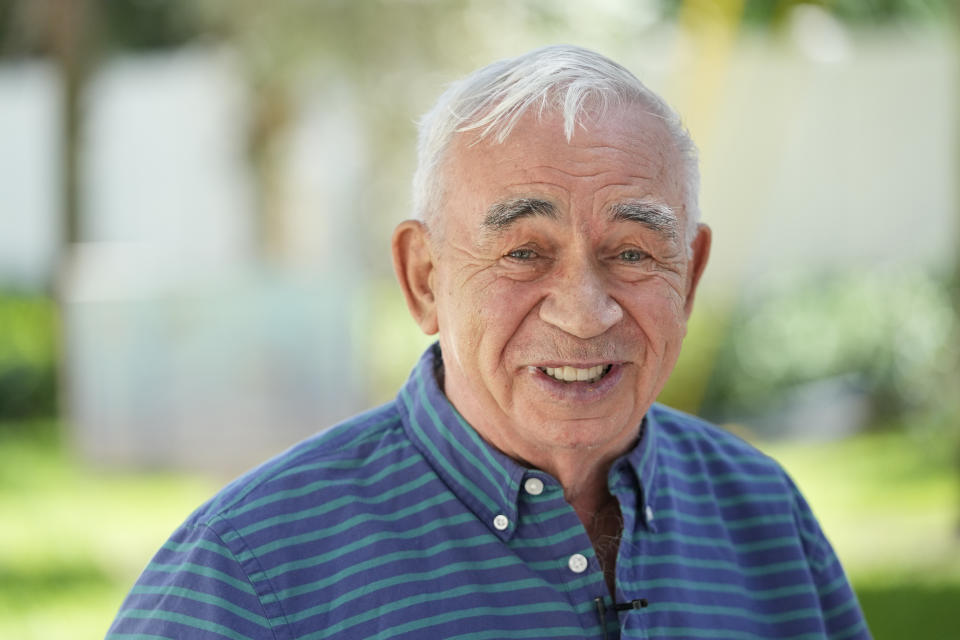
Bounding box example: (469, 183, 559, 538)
(412, 44, 701, 244)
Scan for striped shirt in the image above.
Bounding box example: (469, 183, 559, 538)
(107, 343, 870, 639)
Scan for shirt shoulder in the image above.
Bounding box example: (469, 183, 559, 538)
(186, 400, 408, 529)
(643, 404, 870, 637)
(649, 402, 837, 568)
(107, 401, 415, 639)
(649, 402, 782, 475)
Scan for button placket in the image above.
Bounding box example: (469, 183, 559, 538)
(512, 472, 607, 633)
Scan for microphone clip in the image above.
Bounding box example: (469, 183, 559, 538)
(594, 596, 649, 639)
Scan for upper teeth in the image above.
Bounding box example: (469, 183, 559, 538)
(543, 365, 607, 383)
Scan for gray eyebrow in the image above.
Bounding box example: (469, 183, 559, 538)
(482, 198, 558, 231)
(610, 201, 680, 241)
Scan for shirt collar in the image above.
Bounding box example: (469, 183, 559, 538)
(397, 343, 662, 537)
(612, 410, 661, 532)
(397, 344, 525, 540)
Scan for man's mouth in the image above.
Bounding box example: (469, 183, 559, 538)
(537, 364, 612, 384)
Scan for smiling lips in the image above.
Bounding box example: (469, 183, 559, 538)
(538, 364, 613, 383)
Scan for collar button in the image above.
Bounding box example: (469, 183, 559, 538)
(523, 477, 544, 496)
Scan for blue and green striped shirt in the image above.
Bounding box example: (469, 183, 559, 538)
(108, 344, 869, 639)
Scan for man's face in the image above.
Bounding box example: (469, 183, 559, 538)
(400, 106, 710, 464)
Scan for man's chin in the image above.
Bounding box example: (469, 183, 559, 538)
(514, 408, 643, 454)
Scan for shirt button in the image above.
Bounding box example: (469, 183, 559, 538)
(493, 514, 509, 531)
(524, 477, 544, 496)
(645, 505, 655, 522)
(568, 553, 589, 573)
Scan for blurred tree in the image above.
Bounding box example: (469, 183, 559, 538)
(660, 0, 953, 25)
(3, 0, 94, 264)
(190, 0, 482, 264)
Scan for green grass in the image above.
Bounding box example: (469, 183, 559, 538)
(0, 422, 218, 640)
(1, 422, 957, 639)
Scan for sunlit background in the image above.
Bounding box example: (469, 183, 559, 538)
(0, 1, 958, 638)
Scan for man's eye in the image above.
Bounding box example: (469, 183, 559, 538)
(618, 249, 647, 262)
(507, 248, 538, 261)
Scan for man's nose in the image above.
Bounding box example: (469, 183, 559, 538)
(538, 262, 623, 339)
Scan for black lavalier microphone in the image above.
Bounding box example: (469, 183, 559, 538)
(594, 596, 648, 639)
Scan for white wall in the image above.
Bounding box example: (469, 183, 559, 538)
(0, 61, 61, 289)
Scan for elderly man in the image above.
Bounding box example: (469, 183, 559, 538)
(108, 46, 869, 639)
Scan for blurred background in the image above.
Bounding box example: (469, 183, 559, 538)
(0, 0, 957, 638)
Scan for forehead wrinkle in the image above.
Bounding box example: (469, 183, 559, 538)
(518, 161, 607, 180)
(609, 200, 680, 241)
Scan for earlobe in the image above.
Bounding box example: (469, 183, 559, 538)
(683, 223, 712, 318)
(391, 220, 439, 335)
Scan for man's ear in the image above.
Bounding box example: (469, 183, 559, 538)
(683, 223, 711, 318)
(391, 219, 439, 335)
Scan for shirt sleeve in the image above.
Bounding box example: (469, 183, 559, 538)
(106, 516, 283, 640)
(787, 475, 873, 640)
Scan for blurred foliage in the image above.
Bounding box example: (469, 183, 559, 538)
(362, 278, 435, 406)
(0, 293, 58, 421)
(697, 268, 959, 429)
(659, 0, 954, 25)
(2, 0, 951, 58)
(0, 0, 209, 58)
(96, 0, 209, 52)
